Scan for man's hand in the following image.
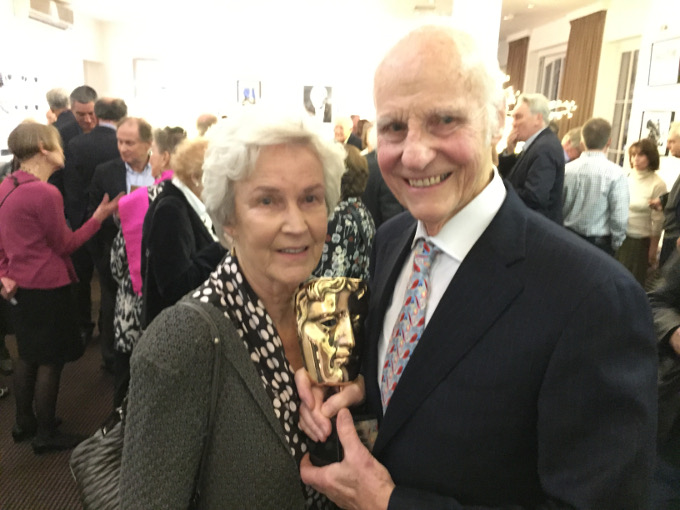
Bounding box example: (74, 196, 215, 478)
(295, 368, 365, 442)
(0, 276, 17, 301)
(300, 408, 395, 510)
(92, 192, 124, 223)
(649, 197, 663, 211)
(670, 329, 680, 355)
(504, 128, 519, 155)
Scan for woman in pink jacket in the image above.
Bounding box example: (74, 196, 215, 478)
(0, 122, 119, 454)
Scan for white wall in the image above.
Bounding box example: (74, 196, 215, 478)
(0, 0, 107, 151)
(1, 0, 507, 140)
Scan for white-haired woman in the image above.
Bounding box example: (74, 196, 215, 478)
(119, 110, 345, 509)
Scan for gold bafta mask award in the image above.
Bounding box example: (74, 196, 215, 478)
(296, 277, 369, 465)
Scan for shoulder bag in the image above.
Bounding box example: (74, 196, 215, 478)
(69, 300, 224, 510)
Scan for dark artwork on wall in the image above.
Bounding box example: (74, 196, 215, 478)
(303, 85, 332, 123)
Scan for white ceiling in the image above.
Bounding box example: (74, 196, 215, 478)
(68, 0, 601, 42)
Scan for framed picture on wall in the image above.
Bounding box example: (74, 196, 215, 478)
(303, 85, 332, 123)
(648, 38, 680, 86)
(237, 80, 261, 105)
(639, 110, 675, 155)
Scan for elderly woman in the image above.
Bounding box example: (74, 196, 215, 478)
(119, 110, 345, 508)
(616, 139, 667, 286)
(140, 137, 226, 327)
(314, 144, 375, 280)
(110, 126, 187, 408)
(0, 122, 119, 454)
(120, 108, 344, 509)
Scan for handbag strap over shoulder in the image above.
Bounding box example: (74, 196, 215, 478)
(178, 299, 223, 509)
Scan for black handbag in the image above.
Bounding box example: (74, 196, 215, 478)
(69, 300, 224, 509)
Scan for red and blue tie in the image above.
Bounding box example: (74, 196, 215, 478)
(380, 238, 440, 411)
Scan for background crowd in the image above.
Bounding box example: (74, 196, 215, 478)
(0, 24, 679, 509)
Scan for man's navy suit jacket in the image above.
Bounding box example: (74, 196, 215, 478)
(64, 125, 119, 229)
(498, 128, 565, 225)
(364, 184, 657, 509)
(88, 158, 126, 268)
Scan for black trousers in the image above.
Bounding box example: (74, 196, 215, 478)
(90, 237, 117, 368)
(569, 229, 613, 256)
(71, 244, 94, 336)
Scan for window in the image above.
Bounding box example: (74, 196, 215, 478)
(537, 53, 565, 100)
(608, 49, 639, 165)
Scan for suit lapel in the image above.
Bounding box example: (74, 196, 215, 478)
(508, 128, 547, 180)
(372, 189, 528, 455)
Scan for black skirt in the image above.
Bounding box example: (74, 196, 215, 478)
(12, 285, 81, 365)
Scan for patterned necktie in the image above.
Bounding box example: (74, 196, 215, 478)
(381, 238, 440, 410)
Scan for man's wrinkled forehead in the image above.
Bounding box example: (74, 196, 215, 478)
(374, 32, 485, 108)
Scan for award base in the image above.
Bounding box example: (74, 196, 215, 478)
(309, 417, 342, 466)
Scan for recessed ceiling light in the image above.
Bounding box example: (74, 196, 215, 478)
(503, 14, 514, 20)
(528, 3, 535, 8)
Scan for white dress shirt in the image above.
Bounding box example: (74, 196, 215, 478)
(377, 168, 507, 382)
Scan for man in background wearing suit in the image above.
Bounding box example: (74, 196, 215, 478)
(64, 97, 127, 345)
(651, 121, 680, 268)
(88, 117, 153, 372)
(498, 93, 565, 224)
(47, 85, 98, 196)
(46, 88, 77, 143)
(297, 25, 657, 509)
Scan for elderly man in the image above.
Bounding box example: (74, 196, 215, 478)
(653, 122, 680, 267)
(562, 118, 629, 256)
(498, 93, 565, 224)
(88, 117, 153, 374)
(46, 88, 76, 144)
(297, 25, 657, 509)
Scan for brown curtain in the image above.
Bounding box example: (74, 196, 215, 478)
(558, 10, 607, 138)
(506, 37, 529, 94)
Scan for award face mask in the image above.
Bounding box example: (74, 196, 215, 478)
(296, 277, 368, 385)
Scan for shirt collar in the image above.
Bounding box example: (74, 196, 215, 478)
(523, 127, 546, 151)
(124, 160, 152, 177)
(413, 167, 506, 262)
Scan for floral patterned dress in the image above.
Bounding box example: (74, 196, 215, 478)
(313, 197, 375, 280)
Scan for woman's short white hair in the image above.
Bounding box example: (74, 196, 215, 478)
(202, 108, 345, 247)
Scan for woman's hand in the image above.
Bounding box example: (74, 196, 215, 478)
(92, 192, 124, 223)
(295, 368, 366, 442)
(0, 276, 17, 301)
